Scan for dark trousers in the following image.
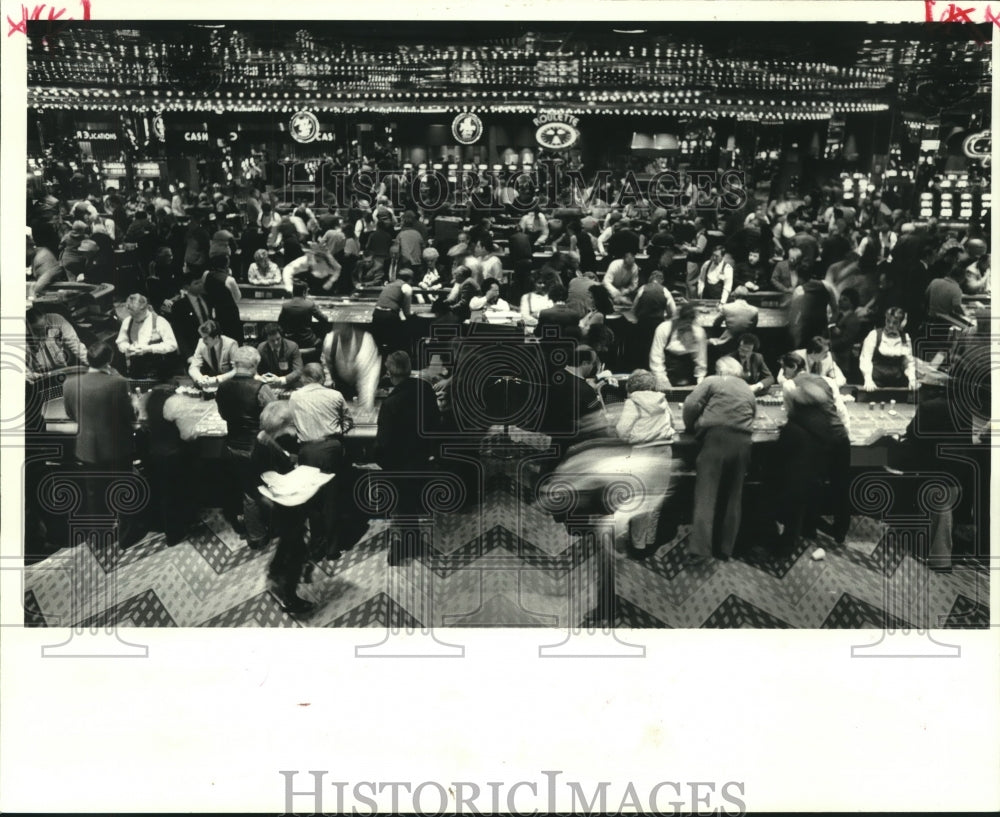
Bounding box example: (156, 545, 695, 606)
(689, 427, 752, 558)
(267, 504, 309, 598)
(146, 448, 194, 540)
(777, 423, 851, 544)
(298, 438, 346, 558)
(371, 309, 404, 356)
(82, 461, 147, 549)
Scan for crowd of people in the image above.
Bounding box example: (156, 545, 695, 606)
(24, 163, 992, 614)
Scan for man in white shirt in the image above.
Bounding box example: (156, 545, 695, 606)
(115, 293, 178, 378)
(603, 252, 640, 305)
(649, 304, 709, 388)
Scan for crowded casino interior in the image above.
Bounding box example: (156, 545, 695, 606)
(20, 20, 994, 628)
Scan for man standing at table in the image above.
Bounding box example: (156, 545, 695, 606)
(279, 280, 330, 353)
(603, 251, 640, 305)
(682, 356, 757, 565)
(63, 341, 144, 548)
(375, 351, 441, 562)
(115, 293, 179, 379)
(289, 363, 355, 560)
(216, 346, 277, 545)
(25, 307, 87, 378)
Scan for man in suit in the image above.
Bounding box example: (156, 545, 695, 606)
(534, 284, 581, 338)
(166, 277, 214, 361)
(256, 323, 303, 388)
(278, 280, 329, 352)
(188, 320, 239, 386)
(63, 341, 144, 547)
(374, 351, 441, 562)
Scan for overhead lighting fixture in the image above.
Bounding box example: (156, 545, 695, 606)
(612, 29, 647, 34)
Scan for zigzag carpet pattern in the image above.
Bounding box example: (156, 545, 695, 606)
(22, 446, 990, 630)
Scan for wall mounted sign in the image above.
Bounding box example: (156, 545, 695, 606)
(452, 112, 484, 145)
(75, 130, 117, 141)
(184, 131, 210, 142)
(533, 110, 580, 150)
(289, 110, 321, 143)
(963, 130, 991, 158)
(152, 114, 166, 142)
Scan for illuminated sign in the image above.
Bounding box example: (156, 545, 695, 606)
(75, 130, 117, 141)
(184, 131, 210, 142)
(451, 112, 483, 145)
(289, 110, 320, 143)
(963, 130, 991, 158)
(533, 110, 580, 150)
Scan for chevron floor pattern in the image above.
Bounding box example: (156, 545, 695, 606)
(22, 450, 990, 630)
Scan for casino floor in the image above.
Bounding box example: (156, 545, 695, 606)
(22, 422, 990, 630)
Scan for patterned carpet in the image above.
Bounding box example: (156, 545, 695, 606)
(22, 443, 990, 630)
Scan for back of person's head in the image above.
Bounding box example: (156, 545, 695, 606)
(648, 270, 665, 284)
(260, 400, 294, 436)
(398, 267, 415, 281)
(548, 283, 567, 302)
(716, 356, 743, 377)
(199, 319, 221, 339)
(292, 280, 309, 298)
(738, 332, 760, 351)
(588, 283, 615, 314)
(87, 341, 113, 369)
(301, 362, 324, 384)
(386, 350, 412, 380)
(232, 345, 260, 371)
(781, 353, 807, 374)
(806, 336, 829, 356)
(840, 287, 860, 309)
(626, 369, 657, 393)
(676, 303, 697, 324)
(209, 253, 230, 271)
(572, 344, 597, 370)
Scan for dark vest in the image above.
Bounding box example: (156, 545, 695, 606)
(216, 375, 265, 452)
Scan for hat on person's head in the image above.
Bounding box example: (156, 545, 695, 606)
(447, 242, 468, 258)
(79, 239, 99, 254)
(70, 220, 89, 234)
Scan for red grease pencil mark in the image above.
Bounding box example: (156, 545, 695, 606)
(7, 0, 90, 37)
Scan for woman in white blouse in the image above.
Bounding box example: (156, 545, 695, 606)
(519, 274, 553, 326)
(859, 306, 916, 390)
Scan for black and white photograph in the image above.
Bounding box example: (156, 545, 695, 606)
(14, 14, 994, 630)
(1, 2, 998, 813)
